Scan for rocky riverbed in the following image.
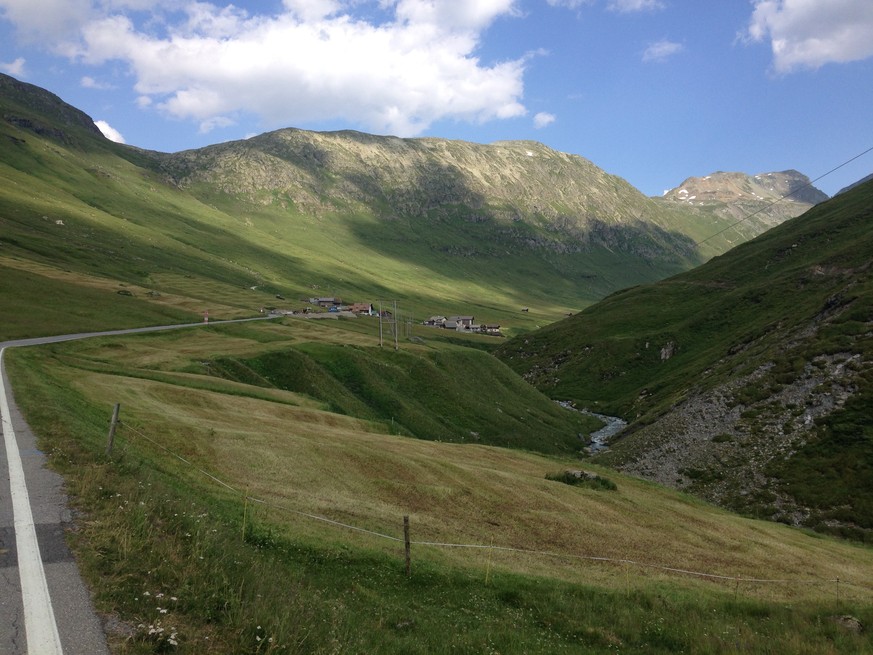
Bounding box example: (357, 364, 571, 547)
(558, 401, 627, 453)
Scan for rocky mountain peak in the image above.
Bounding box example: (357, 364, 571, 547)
(657, 169, 828, 227)
(661, 169, 828, 206)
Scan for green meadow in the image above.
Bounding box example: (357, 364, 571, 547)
(6, 317, 872, 654)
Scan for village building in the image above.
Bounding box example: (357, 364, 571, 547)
(447, 316, 475, 328)
(310, 297, 342, 308)
(421, 313, 501, 336)
(349, 303, 375, 315)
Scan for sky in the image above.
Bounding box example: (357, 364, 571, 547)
(1, 0, 872, 197)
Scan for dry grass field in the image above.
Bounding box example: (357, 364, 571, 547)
(6, 319, 873, 653)
(41, 321, 873, 601)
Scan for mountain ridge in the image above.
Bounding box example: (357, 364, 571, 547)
(151, 127, 704, 262)
(0, 70, 830, 340)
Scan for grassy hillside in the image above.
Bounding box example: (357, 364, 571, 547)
(496, 180, 873, 539)
(0, 75, 290, 336)
(4, 72, 867, 654)
(1, 72, 818, 342)
(6, 318, 873, 653)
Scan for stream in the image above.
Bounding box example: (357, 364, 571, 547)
(558, 401, 627, 453)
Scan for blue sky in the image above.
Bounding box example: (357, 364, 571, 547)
(1, 0, 872, 197)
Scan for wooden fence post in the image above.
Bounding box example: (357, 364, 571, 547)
(404, 515, 411, 577)
(485, 537, 494, 586)
(242, 488, 250, 542)
(106, 403, 121, 455)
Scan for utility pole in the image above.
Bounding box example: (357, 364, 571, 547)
(378, 300, 400, 350)
(393, 300, 399, 350)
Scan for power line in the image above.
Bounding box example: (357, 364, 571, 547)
(695, 144, 873, 247)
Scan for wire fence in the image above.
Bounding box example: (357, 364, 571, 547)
(116, 420, 870, 598)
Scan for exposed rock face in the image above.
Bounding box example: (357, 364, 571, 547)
(660, 170, 828, 224)
(659, 341, 676, 361)
(617, 352, 863, 526)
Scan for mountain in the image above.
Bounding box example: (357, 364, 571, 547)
(837, 172, 873, 195)
(153, 129, 827, 266)
(658, 170, 828, 224)
(0, 73, 105, 143)
(151, 129, 707, 272)
(0, 72, 823, 341)
(496, 180, 873, 541)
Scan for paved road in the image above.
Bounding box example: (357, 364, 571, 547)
(0, 316, 276, 654)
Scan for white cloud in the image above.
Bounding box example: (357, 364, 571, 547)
(95, 119, 125, 143)
(607, 0, 665, 12)
(745, 0, 873, 72)
(546, 0, 662, 11)
(1, 1, 528, 137)
(393, 0, 519, 32)
(198, 115, 236, 134)
(533, 111, 555, 128)
(1, 57, 26, 76)
(282, 0, 342, 22)
(642, 39, 683, 62)
(545, 0, 594, 9)
(0, 0, 92, 41)
(81, 75, 113, 89)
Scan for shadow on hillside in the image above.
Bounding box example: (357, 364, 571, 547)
(339, 152, 706, 307)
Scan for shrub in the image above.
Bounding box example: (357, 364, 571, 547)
(545, 470, 617, 491)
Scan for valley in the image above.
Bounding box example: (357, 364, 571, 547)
(0, 72, 822, 342)
(1, 72, 871, 653)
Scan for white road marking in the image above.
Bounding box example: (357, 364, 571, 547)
(0, 348, 64, 654)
